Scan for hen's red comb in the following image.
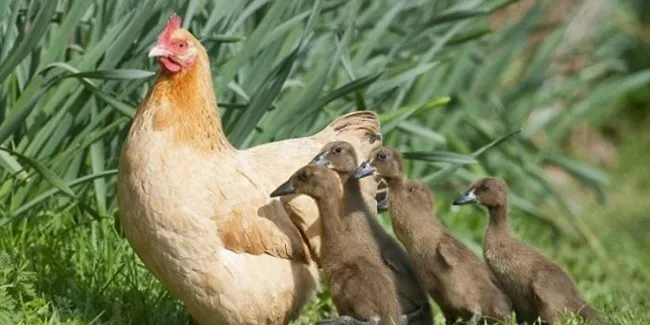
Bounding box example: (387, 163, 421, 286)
(166, 13, 182, 31)
(159, 13, 182, 41)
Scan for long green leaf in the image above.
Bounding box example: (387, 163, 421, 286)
(424, 129, 522, 184)
(1, 170, 118, 226)
(0, 0, 57, 82)
(403, 151, 477, 164)
(0, 148, 76, 199)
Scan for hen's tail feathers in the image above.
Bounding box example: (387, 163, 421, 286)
(580, 305, 607, 325)
(315, 111, 383, 159)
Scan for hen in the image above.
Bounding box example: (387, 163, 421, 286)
(117, 14, 382, 325)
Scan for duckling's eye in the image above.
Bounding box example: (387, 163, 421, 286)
(407, 186, 416, 193)
(333, 147, 342, 154)
(378, 152, 387, 160)
(480, 183, 489, 191)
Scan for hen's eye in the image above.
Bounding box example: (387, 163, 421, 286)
(178, 41, 186, 48)
(334, 147, 342, 154)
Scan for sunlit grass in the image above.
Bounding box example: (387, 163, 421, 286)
(1, 1, 650, 324)
(1, 124, 648, 324)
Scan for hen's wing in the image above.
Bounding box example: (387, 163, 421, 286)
(218, 111, 382, 262)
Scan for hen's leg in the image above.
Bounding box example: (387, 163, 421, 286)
(187, 315, 199, 325)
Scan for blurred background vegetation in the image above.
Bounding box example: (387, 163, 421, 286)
(1, 0, 649, 324)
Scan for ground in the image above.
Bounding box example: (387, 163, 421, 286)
(1, 123, 649, 325)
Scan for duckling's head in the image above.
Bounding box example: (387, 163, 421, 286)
(354, 147, 404, 180)
(270, 165, 339, 200)
(403, 180, 436, 210)
(452, 177, 508, 209)
(310, 141, 359, 175)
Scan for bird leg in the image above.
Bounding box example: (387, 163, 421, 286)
(466, 311, 483, 325)
(404, 305, 426, 324)
(187, 315, 199, 325)
(316, 315, 379, 325)
(317, 311, 422, 325)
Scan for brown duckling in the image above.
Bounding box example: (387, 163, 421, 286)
(355, 148, 512, 325)
(311, 141, 433, 325)
(271, 166, 401, 325)
(453, 177, 605, 325)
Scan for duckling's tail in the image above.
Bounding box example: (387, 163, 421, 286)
(314, 111, 382, 160)
(579, 305, 607, 325)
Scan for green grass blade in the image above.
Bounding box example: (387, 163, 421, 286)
(0, 170, 118, 226)
(0, 148, 76, 199)
(424, 129, 522, 184)
(0, 0, 57, 82)
(403, 151, 477, 164)
(227, 46, 300, 147)
(381, 96, 451, 133)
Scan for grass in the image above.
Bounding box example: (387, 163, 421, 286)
(1, 1, 650, 324)
(0, 121, 648, 325)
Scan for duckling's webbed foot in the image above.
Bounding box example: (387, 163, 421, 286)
(316, 315, 379, 325)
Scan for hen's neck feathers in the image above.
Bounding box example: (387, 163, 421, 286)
(140, 46, 234, 153)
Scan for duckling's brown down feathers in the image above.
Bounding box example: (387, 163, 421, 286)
(387, 179, 511, 324)
(455, 177, 605, 325)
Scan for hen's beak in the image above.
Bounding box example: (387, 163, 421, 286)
(452, 189, 478, 205)
(353, 161, 375, 179)
(148, 45, 172, 58)
(310, 154, 330, 167)
(270, 180, 297, 197)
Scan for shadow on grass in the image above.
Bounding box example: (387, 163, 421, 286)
(11, 217, 187, 325)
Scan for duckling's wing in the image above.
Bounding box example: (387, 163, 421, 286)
(436, 239, 461, 268)
(531, 263, 585, 319)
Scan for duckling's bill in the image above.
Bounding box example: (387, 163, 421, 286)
(453, 189, 478, 205)
(310, 153, 330, 167)
(353, 161, 375, 179)
(270, 180, 297, 197)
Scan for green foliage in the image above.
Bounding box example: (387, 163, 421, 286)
(0, 0, 649, 324)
